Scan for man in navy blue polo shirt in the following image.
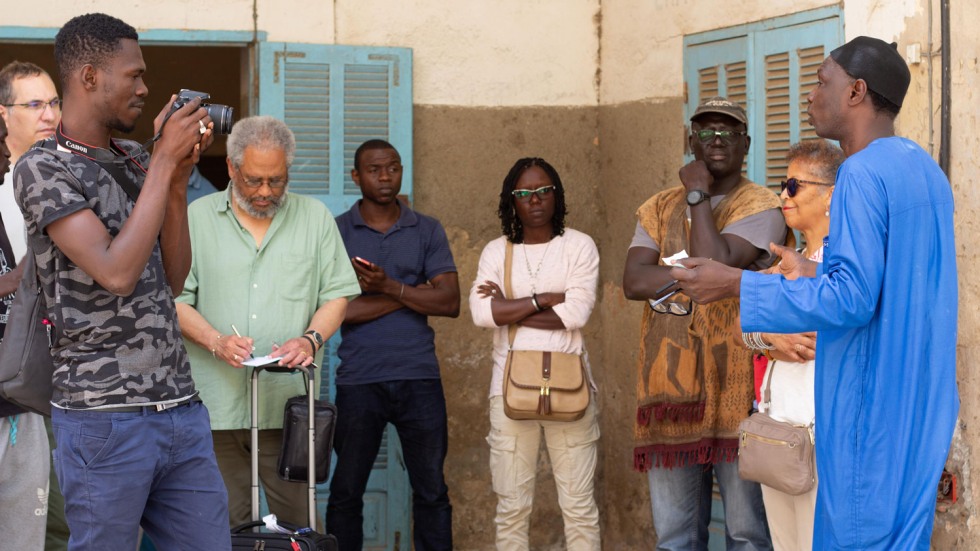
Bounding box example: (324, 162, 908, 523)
(328, 139, 460, 551)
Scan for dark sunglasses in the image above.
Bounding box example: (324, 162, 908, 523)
(780, 177, 834, 197)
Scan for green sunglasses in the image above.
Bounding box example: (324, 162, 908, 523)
(511, 185, 555, 202)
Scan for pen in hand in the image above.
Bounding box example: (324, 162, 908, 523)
(230, 324, 254, 359)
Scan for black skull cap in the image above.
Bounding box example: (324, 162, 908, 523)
(830, 36, 911, 108)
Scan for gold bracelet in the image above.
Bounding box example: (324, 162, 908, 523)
(211, 334, 224, 359)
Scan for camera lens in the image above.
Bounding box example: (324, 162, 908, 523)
(205, 104, 235, 135)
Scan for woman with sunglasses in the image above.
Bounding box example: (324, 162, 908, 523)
(743, 140, 844, 551)
(469, 157, 601, 550)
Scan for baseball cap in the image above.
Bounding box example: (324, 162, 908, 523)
(690, 96, 747, 125)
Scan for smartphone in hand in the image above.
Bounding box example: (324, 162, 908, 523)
(353, 256, 374, 268)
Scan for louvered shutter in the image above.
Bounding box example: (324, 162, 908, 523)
(756, 19, 838, 190)
(258, 44, 412, 215)
(683, 8, 842, 187)
(683, 36, 750, 175)
(257, 43, 414, 548)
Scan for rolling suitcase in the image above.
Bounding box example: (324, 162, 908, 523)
(230, 364, 338, 551)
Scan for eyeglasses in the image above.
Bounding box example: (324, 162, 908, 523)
(235, 167, 288, 189)
(648, 290, 691, 316)
(2, 98, 61, 112)
(647, 279, 691, 316)
(780, 177, 833, 197)
(691, 129, 746, 146)
(511, 185, 555, 202)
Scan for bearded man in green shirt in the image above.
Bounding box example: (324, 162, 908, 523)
(176, 115, 360, 528)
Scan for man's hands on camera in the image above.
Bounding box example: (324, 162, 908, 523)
(151, 94, 213, 186)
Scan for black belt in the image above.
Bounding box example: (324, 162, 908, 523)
(86, 397, 201, 414)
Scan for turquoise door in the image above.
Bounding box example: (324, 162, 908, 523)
(258, 41, 414, 550)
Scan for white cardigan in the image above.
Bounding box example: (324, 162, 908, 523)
(469, 229, 600, 397)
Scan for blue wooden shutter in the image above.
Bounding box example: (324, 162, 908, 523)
(684, 6, 843, 187)
(683, 36, 750, 176)
(754, 18, 841, 189)
(258, 44, 413, 215)
(257, 42, 414, 551)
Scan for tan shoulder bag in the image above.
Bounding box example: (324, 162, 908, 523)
(501, 241, 589, 422)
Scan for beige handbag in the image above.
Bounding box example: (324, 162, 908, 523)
(737, 360, 816, 495)
(500, 241, 589, 422)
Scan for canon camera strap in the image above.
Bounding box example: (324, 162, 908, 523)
(52, 124, 145, 203)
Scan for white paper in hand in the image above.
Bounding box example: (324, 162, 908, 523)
(663, 250, 690, 268)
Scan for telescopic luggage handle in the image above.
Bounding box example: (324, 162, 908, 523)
(250, 364, 318, 529)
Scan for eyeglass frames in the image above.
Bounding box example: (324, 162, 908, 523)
(647, 279, 691, 316)
(780, 177, 833, 198)
(234, 167, 288, 189)
(2, 98, 61, 112)
(691, 129, 747, 146)
(511, 185, 555, 203)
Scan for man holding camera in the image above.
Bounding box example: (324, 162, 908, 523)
(13, 13, 231, 549)
(176, 115, 360, 529)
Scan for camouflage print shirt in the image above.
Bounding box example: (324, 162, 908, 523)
(12, 138, 194, 409)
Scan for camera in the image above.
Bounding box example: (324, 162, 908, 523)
(170, 89, 234, 135)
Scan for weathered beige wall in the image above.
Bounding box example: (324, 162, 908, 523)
(5, 0, 980, 548)
(335, 0, 600, 107)
(600, 0, 838, 103)
(5, 1, 600, 107)
(415, 105, 601, 549)
(931, 0, 980, 547)
(593, 98, 684, 549)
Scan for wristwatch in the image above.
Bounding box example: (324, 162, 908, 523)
(304, 329, 324, 350)
(686, 190, 710, 206)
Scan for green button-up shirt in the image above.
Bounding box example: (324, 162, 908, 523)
(178, 191, 360, 430)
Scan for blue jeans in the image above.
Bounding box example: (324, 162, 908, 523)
(52, 401, 231, 551)
(327, 379, 452, 551)
(647, 460, 771, 551)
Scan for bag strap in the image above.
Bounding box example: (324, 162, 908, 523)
(42, 140, 142, 202)
(761, 359, 815, 427)
(504, 240, 518, 349)
(21, 251, 39, 294)
(761, 359, 776, 407)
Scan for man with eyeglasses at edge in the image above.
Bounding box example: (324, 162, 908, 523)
(13, 12, 232, 549)
(327, 139, 459, 551)
(623, 96, 789, 550)
(0, 61, 60, 263)
(175, 115, 360, 530)
(0, 59, 70, 551)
